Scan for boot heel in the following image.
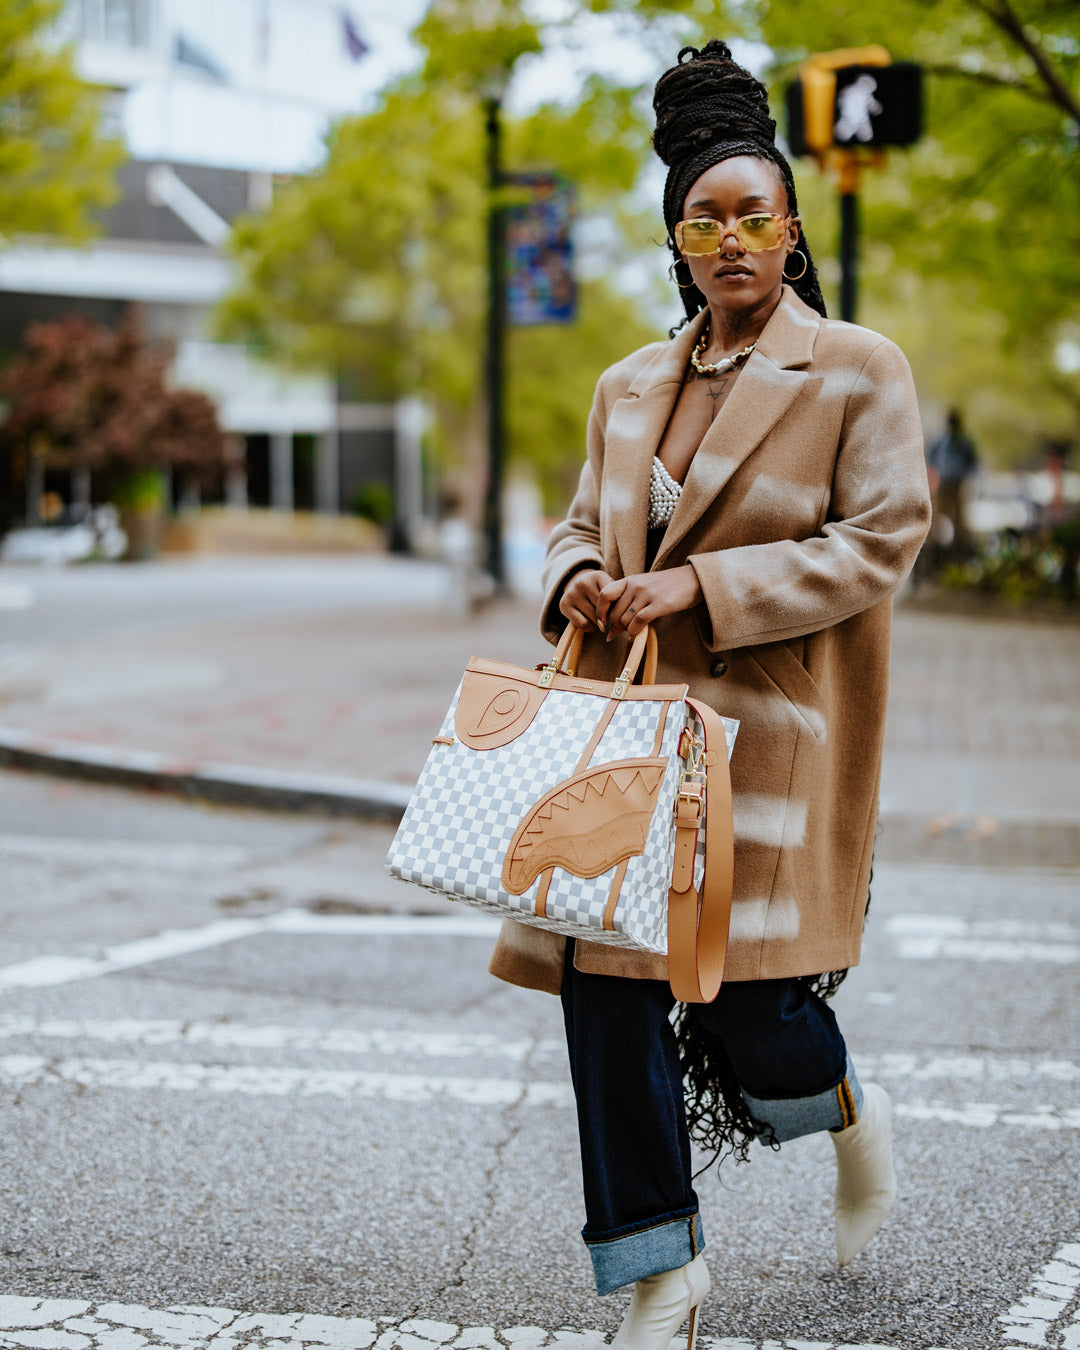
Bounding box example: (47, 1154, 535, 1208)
(685, 1304, 700, 1350)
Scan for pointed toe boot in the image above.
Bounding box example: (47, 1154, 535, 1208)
(610, 1253, 710, 1350)
(832, 1081, 896, 1267)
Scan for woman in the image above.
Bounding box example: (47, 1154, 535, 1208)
(488, 41, 931, 1349)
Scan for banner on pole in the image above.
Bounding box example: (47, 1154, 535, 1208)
(506, 174, 576, 326)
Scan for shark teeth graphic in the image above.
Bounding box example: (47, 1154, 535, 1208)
(502, 759, 667, 894)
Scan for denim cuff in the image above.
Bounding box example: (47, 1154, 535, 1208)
(742, 1053, 864, 1145)
(584, 1208, 703, 1296)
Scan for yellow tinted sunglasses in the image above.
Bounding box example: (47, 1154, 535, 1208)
(675, 213, 790, 256)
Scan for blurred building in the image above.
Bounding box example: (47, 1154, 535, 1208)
(0, 0, 423, 528)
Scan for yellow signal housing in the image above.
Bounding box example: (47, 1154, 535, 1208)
(801, 45, 892, 161)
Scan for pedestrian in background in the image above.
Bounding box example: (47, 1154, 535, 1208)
(488, 40, 931, 1350)
(926, 408, 979, 555)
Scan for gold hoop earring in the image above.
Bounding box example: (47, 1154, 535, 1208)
(783, 250, 808, 282)
(668, 261, 696, 290)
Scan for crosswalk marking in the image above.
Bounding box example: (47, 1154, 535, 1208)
(0, 910, 500, 991)
(0, 1017, 1075, 1084)
(887, 914, 1080, 963)
(2, 1051, 1077, 1128)
(998, 1236, 1080, 1347)
(0, 1054, 574, 1107)
(0, 1015, 561, 1062)
(0, 1297, 960, 1350)
(2, 906, 1076, 996)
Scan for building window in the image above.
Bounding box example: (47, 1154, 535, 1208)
(70, 0, 155, 49)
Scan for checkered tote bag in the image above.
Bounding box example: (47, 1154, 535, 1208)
(385, 625, 738, 1001)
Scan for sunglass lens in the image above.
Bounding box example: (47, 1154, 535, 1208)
(737, 215, 783, 251)
(677, 220, 721, 255)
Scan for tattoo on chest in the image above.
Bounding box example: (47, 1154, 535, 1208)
(686, 369, 732, 419)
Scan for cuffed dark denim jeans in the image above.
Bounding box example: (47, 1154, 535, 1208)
(561, 943, 862, 1295)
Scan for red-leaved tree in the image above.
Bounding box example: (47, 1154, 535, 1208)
(0, 309, 225, 481)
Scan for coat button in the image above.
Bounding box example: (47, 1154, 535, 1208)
(710, 659, 728, 678)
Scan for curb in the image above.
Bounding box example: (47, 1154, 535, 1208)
(4, 726, 1078, 869)
(0, 726, 412, 823)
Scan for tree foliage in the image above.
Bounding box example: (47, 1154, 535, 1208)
(216, 1, 667, 511)
(658, 0, 1080, 461)
(0, 311, 225, 479)
(0, 0, 122, 243)
(221, 0, 1079, 484)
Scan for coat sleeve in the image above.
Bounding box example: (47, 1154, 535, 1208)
(687, 339, 932, 651)
(538, 376, 609, 642)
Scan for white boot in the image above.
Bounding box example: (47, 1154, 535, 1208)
(610, 1253, 710, 1350)
(831, 1081, 896, 1267)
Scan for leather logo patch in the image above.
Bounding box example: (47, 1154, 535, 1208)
(455, 671, 547, 750)
(502, 757, 667, 894)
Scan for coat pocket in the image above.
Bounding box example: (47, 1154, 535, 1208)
(746, 641, 825, 742)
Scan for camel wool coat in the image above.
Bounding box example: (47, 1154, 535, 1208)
(488, 286, 932, 996)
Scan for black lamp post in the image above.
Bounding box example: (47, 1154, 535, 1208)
(481, 83, 509, 594)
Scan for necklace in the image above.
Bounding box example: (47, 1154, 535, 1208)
(690, 324, 757, 377)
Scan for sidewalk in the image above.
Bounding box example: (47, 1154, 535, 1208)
(1, 571, 1077, 867)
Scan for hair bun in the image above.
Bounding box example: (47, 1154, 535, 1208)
(652, 40, 776, 169)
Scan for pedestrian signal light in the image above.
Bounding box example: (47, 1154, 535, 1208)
(785, 47, 922, 161)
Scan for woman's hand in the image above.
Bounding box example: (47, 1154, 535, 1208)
(559, 568, 615, 631)
(598, 566, 704, 638)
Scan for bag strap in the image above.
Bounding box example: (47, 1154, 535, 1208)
(666, 696, 734, 1004)
(540, 624, 659, 690)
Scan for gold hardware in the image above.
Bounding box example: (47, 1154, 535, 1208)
(612, 665, 633, 699)
(538, 659, 558, 689)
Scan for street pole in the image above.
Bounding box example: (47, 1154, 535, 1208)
(482, 94, 508, 594)
(837, 152, 860, 324)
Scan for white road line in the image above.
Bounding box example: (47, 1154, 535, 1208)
(856, 1052, 1080, 1085)
(887, 915, 1080, 963)
(0, 1298, 957, 1350)
(2, 1052, 1078, 1128)
(0, 1019, 1073, 1085)
(0, 910, 500, 991)
(998, 1236, 1080, 1347)
(0, 1015, 562, 1062)
(0, 1054, 574, 1107)
(895, 1102, 1080, 1130)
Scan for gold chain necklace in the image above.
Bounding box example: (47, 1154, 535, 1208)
(690, 324, 757, 377)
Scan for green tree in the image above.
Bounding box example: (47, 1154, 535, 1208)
(216, 0, 665, 511)
(0, 0, 122, 243)
(646, 0, 1080, 462)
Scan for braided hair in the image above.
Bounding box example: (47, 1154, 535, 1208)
(653, 40, 827, 324)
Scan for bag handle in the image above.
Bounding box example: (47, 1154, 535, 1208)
(666, 696, 734, 1004)
(540, 623, 659, 692)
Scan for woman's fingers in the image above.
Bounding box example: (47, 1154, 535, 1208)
(561, 569, 614, 630)
(594, 575, 622, 631)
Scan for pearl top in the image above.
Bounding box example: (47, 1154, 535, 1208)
(647, 456, 682, 530)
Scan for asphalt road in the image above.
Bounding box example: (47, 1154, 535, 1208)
(1, 770, 1078, 1350)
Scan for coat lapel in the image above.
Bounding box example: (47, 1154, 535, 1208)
(602, 315, 705, 578)
(651, 288, 819, 571)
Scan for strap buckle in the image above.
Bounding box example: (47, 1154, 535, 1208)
(675, 776, 704, 826)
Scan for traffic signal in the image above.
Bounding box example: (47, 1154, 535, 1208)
(786, 57, 922, 159)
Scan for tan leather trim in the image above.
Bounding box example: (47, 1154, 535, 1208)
(602, 859, 629, 930)
(671, 783, 701, 893)
(534, 868, 553, 919)
(455, 669, 547, 749)
(467, 658, 687, 704)
(502, 757, 668, 895)
(650, 704, 669, 756)
(572, 698, 619, 775)
(666, 698, 735, 1004)
(432, 735, 454, 746)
